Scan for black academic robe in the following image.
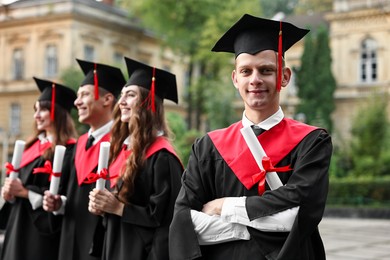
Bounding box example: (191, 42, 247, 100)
(0, 140, 75, 260)
(102, 145, 183, 260)
(58, 133, 110, 260)
(169, 119, 332, 260)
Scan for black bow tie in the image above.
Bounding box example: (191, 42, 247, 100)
(85, 135, 95, 150)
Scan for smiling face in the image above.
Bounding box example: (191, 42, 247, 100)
(74, 84, 105, 126)
(34, 101, 53, 133)
(232, 50, 291, 123)
(118, 85, 140, 123)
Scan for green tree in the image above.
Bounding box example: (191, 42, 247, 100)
(349, 96, 390, 177)
(296, 26, 336, 132)
(166, 112, 202, 165)
(296, 29, 317, 123)
(123, 0, 261, 131)
(312, 26, 336, 131)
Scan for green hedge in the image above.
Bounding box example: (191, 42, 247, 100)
(327, 176, 390, 206)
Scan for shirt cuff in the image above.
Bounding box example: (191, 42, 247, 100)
(53, 195, 67, 215)
(28, 190, 43, 210)
(190, 209, 250, 245)
(221, 196, 247, 223)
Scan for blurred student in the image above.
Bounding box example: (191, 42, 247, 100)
(88, 57, 183, 260)
(1, 77, 77, 260)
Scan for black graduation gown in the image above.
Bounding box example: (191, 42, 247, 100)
(102, 150, 183, 260)
(57, 135, 108, 260)
(169, 125, 332, 260)
(0, 141, 75, 260)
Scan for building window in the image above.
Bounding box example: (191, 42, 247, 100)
(360, 38, 377, 83)
(9, 103, 21, 136)
(45, 44, 58, 77)
(84, 45, 95, 61)
(113, 52, 122, 64)
(12, 48, 24, 80)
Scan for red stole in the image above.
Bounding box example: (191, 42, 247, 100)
(108, 136, 180, 188)
(208, 118, 317, 190)
(19, 138, 76, 169)
(75, 133, 111, 185)
(19, 140, 51, 168)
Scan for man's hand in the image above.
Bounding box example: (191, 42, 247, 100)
(202, 198, 225, 216)
(43, 190, 62, 212)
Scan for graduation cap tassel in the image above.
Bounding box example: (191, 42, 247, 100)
(94, 63, 99, 100)
(50, 83, 56, 121)
(277, 21, 283, 92)
(148, 67, 156, 112)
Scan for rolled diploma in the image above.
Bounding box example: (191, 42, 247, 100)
(9, 140, 26, 179)
(49, 145, 66, 195)
(240, 126, 283, 190)
(96, 142, 110, 190)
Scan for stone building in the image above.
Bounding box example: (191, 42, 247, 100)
(326, 0, 390, 144)
(0, 0, 188, 178)
(283, 0, 390, 145)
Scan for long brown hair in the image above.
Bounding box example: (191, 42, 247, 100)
(114, 87, 170, 204)
(25, 100, 78, 160)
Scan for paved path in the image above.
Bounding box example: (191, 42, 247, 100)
(320, 217, 390, 260)
(0, 215, 389, 259)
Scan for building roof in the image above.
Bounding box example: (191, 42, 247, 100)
(284, 12, 329, 31)
(0, 0, 149, 35)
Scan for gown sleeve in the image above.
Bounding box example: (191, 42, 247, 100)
(121, 151, 182, 227)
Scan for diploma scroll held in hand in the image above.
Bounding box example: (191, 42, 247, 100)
(96, 142, 110, 190)
(49, 145, 66, 195)
(8, 140, 26, 180)
(240, 126, 283, 190)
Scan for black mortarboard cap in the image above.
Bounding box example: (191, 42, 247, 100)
(76, 59, 126, 99)
(33, 77, 77, 120)
(124, 57, 178, 104)
(211, 14, 309, 57)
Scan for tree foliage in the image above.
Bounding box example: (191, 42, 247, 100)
(296, 26, 336, 132)
(123, 0, 261, 131)
(349, 96, 390, 177)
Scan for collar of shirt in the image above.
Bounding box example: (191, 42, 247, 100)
(122, 130, 164, 147)
(242, 107, 284, 130)
(88, 120, 113, 143)
(38, 133, 53, 144)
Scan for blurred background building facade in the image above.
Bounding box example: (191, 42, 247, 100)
(0, 0, 188, 178)
(284, 0, 390, 143)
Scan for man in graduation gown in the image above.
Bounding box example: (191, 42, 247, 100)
(169, 14, 332, 260)
(43, 59, 125, 260)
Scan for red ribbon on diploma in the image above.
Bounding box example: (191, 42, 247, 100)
(33, 160, 61, 181)
(252, 157, 292, 195)
(83, 168, 114, 184)
(4, 162, 19, 175)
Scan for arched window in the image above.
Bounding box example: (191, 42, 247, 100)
(45, 44, 58, 77)
(360, 38, 377, 83)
